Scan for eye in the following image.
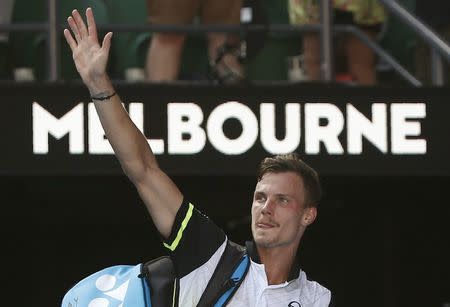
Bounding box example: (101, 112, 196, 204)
(254, 194, 266, 203)
(278, 197, 289, 205)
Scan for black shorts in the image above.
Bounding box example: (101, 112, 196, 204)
(334, 9, 382, 33)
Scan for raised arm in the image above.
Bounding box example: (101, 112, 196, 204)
(64, 8, 182, 238)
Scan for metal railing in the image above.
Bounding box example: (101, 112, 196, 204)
(378, 0, 450, 85)
(0, 0, 449, 85)
(0, 0, 59, 80)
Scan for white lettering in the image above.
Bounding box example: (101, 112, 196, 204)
(168, 103, 206, 154)
(260, 103, 301, 154)
(391, 103, 427, 154)
(32, 102, 84, 154)
(347, 103, 387, 154)
(207, 101, 258, 155)
(305, 103, 344, 154)
(32, 101, 428, 157)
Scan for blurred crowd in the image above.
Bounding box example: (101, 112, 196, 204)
(0, 0, 14, 79)
(414, 0, 450, 85)
(0, 0, 449, 85)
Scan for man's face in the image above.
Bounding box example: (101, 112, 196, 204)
(251, 171, 316, 250)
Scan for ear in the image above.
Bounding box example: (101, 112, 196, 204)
(301, 206, 317, 227)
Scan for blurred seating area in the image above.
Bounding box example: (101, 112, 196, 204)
(0, 0, 447, 85)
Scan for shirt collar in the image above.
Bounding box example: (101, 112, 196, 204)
(245, 241, 301, 282)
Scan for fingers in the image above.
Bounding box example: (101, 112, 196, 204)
(67, 16, 81, 43)
(63, 29, 77, 51)
(101, 32, 113, 55)
(65, 7, 110, 54)
(72, 9, 88, 39)
(86, 7, 98, 42)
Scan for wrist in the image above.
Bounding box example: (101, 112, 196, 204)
(91, 91, 116, 101)
(86, 74, 114, 97)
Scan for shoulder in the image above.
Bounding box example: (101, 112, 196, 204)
(298, 270, 331, 305)
(164, 200, 226, 278)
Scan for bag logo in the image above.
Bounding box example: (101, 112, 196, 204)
(87, 274, 130, 306)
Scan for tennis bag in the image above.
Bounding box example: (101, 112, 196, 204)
(62, 241, 249, 307)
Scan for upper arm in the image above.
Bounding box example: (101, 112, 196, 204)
(134, 166, 183, 238)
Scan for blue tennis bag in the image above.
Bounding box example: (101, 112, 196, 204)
(62, 241, 249, 307)
(62, 263, 148, 306)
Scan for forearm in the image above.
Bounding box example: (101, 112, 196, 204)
(90, 76, 183, 236)
(89, 76, 157, 180)
(65, 8, 183, 237)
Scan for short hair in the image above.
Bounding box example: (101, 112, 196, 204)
(257, 153, 321, 207)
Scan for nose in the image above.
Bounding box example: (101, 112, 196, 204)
(261, 198, 275, 215)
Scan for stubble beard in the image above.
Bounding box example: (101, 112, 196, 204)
(253, 226, 299, 250)
(252, 226, 280, 248)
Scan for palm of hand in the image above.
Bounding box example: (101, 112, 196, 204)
(72, 37, 107, 82)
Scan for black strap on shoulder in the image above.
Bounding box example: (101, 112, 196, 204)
(139, 241, 248, 307)
(197, 240, 248, 307)
(140, 256, 177, 307)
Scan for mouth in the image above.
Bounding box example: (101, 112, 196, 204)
(256, 221, 277, 229)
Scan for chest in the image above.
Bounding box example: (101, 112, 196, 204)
(226, 262, 302, 307)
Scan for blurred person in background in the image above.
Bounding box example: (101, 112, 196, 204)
(0, 0, 15, 78)
(288, 0, 386, 85)
(145, 0, 244, 83)
(0, 0, 14, 43)
(415, 0, 450, 85)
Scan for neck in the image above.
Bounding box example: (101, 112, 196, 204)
(256, 243, 298, 285)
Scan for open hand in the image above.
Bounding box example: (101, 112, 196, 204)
(64, 8, 113, 93)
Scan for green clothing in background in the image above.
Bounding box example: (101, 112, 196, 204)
(288, 0, 386, 25)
